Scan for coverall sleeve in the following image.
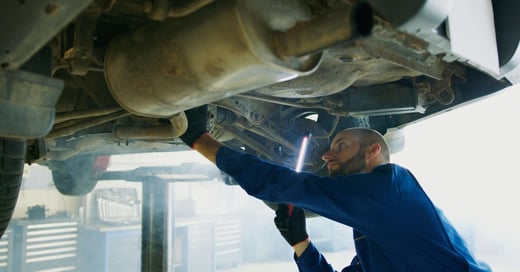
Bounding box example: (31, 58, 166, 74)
(216, 146, 397, 234)
(341, 256, 363, 272)
(294, 241, 335, 272)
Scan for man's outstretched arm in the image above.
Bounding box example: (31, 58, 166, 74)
(178, 106, 221, 163)
(193, 132, 330, 268)
(192, 133, 221, 164)
(181, 107, 334, 271)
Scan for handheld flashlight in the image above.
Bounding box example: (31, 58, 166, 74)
(287, 132, 312, 216)
(295, 132, 312, 173)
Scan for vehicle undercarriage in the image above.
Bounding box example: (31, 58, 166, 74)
(0, 0, 518, 236)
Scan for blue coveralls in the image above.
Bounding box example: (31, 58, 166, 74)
(216, 146, 492, 272)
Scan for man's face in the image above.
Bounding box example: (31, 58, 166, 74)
(321, 132, 366, 177)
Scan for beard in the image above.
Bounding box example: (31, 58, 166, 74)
(328, 150, 366, 177)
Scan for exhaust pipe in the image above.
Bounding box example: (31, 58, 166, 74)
(114, 113, 188, 140)
(274, 3, 373, 57)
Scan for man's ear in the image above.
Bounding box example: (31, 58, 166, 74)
(365, 143, 382, 161)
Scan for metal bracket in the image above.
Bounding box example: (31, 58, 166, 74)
(63, 13, 99, 75)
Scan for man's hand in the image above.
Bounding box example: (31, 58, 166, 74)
(274, 204, 309, 246)
(179, 105, 208, 148)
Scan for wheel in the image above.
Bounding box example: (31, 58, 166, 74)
(0, 138, 26, 238)
(49, 155, 105, 196)
(52, 169, 98, 196)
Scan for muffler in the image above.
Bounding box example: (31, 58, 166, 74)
(104, 0, 371, 118)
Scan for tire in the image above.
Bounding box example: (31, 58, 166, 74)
(0, 138, 26, 238)
(50, 155, 100, 196)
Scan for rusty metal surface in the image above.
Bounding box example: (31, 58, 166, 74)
(63, 14, 99, 76)
(54, 106, 122, 124)
(114, 113, 188, 140)
(2, 0, 513, 176)
(143, 0, 215, 20)
(256, 17, 448, 99)
(0, 0, 94, 70)
(46, 110, 130, 139)
(274, 3, 373, 57)
(104, 0, 321, 118)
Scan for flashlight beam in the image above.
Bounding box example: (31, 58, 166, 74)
(295, 133, 311, 172)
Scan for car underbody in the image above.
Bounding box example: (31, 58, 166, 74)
(0, 0, 518, 236)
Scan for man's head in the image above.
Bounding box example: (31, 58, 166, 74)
(321, 128, 390, 177)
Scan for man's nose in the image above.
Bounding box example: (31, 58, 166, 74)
(322, 150, 335, 162)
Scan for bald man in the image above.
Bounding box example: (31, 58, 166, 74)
(179, 106, 490, 272)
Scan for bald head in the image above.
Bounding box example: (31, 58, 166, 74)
(322, 128, 390, 176)
(339, 128, 390, 163)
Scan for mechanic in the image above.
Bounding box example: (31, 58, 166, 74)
(178, 106, 491, 272)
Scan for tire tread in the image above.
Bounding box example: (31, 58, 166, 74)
(0, 138, 25, 238)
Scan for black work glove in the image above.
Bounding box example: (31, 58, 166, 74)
(179, 105, 208, 148)
(274, 204, 308, 246)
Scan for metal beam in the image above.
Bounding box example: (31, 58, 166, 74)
(141, 180, 174, 272)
